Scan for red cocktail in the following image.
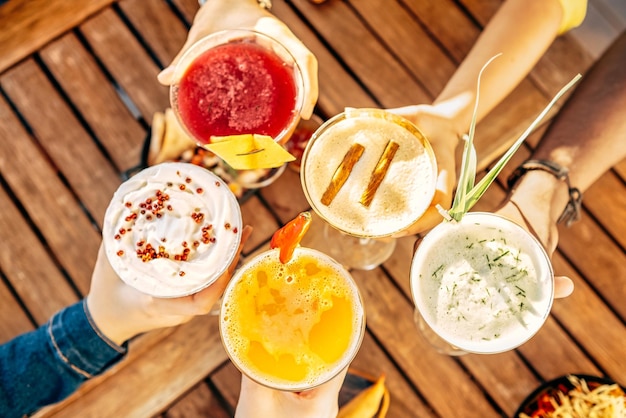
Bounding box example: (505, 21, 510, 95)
(171, 30, 304, 146)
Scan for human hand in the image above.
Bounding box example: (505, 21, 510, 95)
(235, 368, 347, 418)
(494, 196, 574, 299)
(157, 0, 318, 120)
(386, 103, 461, 236)
(86, 225, 253, 345)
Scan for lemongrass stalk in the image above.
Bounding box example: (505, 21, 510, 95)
(447, 55, 582, 222)
(449, 54, 500, 220)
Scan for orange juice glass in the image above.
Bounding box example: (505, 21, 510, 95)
(220, 247, 365, 391)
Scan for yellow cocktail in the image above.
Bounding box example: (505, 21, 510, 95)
(219, 246, 365, 391)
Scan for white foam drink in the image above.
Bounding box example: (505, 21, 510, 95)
(103, 162, 242, 297)
(411, 212, 554, 354)
(301, 108, 437, 238)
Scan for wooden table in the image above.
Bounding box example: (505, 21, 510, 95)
(1, 0, 625, 417)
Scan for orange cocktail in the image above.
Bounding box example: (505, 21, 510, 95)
(220, 246, 365, 391)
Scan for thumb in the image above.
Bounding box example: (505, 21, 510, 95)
(554, 275, 574, 298)
(157, 66, 175, 86)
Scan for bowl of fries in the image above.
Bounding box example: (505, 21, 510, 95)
(515, 374, 625, 418)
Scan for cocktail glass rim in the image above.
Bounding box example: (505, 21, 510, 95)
(300, 107, 438, 239)
(169, 28, 305, 146)
(410, 211, 555, 354)
(103, 162, 243, 298)
(219, 246, 366, 392)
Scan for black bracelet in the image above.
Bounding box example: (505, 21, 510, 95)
(507, 159, 583, 227)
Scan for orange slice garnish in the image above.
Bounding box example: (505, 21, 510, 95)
(270, 211, 312, 264)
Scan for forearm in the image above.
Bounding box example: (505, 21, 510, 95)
(529, 31, 626, 192)
(433, 0, 563, 134)
(506, 31, 626, 249)
(0, 300, 126, 416)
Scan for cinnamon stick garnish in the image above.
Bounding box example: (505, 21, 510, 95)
(321, 143, 365, 206)
(360, 141, 399, 207)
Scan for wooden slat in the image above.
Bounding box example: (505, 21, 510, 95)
(272, 1, 378, 115)
(259, 167, 311, 224)
(614, 158, 626, 182)
(290, 0, 431, 108)
(0, 280, 33, 343)
(0, 0, 116, 73)
(34, 316, 229, 418)
(207, 363, 241, 413)
(0, 182, 78, 327)
(558, 217, 626, 315)
(399, 0, 480, 63)
(349, 0, 457, 98)
(39, 33, 146, 172)
(1, 59, 121, 226)
(79, 7, 170, 122)
(347, 333, 438, 417)
(0, 87, 101, 295)
(239, 196, 282, 252)
(170, 0, 199, 24)
(118, 0, 190, 67)
(580, 172, 626, 249)
(569, 0, 624, 58)
(159, 383, 231, 418)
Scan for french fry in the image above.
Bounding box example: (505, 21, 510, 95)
(147, 111, 165, 166)
(360, 141, 399, 207)
(338, 374, 388, 418)
(154, 108, 197, 164)
(321, 143, 365, 206)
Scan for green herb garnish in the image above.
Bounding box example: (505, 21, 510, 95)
(444, 55, 582, 222)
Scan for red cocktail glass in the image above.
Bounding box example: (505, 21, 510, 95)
(170, 29, 305, 147)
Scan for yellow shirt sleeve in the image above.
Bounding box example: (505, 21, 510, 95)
(557, 0, 588, 34)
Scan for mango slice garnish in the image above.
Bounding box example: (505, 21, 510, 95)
(270, 211, 312, 264)
(338, 373, 389, 418)
(205, 134, 295, 170)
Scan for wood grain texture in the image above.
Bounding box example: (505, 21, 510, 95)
(0, 0, 117, 73)
(0, 0, 624, 416)
(80, 8, 170, 121)
(33, 316, 229, 418)
(39, 33, 146, 172)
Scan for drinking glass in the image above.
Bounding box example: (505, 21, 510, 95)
(300, 108, 437, 270)
(410, 212, 554, 355)
(103, 162, 243, 298)
(219, 246, 365, 391)
(169, 28, 305, 189)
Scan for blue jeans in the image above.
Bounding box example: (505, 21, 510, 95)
(0, 300, 127, 417)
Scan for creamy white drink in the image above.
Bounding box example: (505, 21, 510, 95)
(411, 212, 554, 354)
(301, 108, 437, 238)
(103, 162, 242, 297)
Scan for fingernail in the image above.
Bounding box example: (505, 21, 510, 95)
(157, 67, 174, 85)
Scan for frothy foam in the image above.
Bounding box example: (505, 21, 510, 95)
(411, 213, 554, 353)
(220, 247, 364, 390)
(103, 162, 242, 297)
(301, 110, 436, 237)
